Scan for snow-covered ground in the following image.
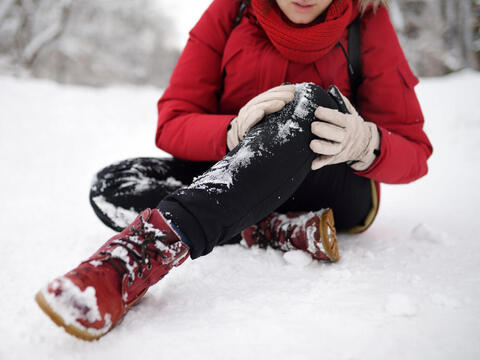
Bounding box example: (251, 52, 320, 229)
(1, 70, 479, 359)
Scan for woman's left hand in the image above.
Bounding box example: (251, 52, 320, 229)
(310, 90, 380, 171)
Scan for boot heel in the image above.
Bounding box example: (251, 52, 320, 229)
(320, 209, 340, 262)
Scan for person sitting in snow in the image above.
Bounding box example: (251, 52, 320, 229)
(35, 0, 432, 340)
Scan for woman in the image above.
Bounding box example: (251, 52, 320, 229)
(35, 0, 432, 341)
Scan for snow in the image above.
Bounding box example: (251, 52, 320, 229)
(1, 70, 480, 359)
(293, 82, 315, 118)
(306, 223, 319, 253)
(91, 195, 138, 228)
(283, 250, 313, 267)
(385, 293, 418, 317)
(189, 145, 256, 193)
(164, 176, 184, 188)
(430, 293, 462, 309)
(40, 277, 112, 336)
(262, 210, 330, 256)
(109, 246, 136, 279)
(275, 119, 303, 144)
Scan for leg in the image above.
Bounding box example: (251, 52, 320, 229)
(157, 83, 345, 258)
(276, 163, 372, 231)
(35, 83, 361, 340)
(240, 165, 372, 262)
(90, 157, 214, 231)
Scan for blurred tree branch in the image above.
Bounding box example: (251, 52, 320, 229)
(22, 1, 70, 66)
(0, 0, 179, 87)
(391, 0, 479, 75)
(0, 0, 478, 85)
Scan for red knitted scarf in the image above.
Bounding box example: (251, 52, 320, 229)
(251, 0, 359, 63)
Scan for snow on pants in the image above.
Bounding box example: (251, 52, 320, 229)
(90, 83, 372, 259)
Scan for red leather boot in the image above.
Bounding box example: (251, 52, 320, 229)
(241, 208, 339, 262)
(35, 208, 190, 341)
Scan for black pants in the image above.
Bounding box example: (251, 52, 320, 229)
(90, 84, 372, 258)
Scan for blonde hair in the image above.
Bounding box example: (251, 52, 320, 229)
(359, 0, 389, 13)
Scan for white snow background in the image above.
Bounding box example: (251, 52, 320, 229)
(1, 1, 480, 359)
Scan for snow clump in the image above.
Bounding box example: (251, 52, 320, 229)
(283, 250, 313, 267)
(385, 293, 418, 317)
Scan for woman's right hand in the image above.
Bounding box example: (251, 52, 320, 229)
(227, 84, 295, 150)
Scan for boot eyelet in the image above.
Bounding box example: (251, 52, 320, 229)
(138, 271, 143, 278)
(147, 263, 152, 270)
(127, 279, 133, 286)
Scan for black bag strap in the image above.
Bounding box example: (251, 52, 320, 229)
(234, 0, 248, 28)
(347, 15, 362, 103)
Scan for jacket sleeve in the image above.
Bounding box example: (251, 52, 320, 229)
(155, 0, 238, 161)
(354, 6, 433, 184)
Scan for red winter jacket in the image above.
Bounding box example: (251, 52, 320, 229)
(156, 0, 432, 186)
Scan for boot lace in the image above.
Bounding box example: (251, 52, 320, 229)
(253, 217, 296, 252)
(98, 216, 175, 286)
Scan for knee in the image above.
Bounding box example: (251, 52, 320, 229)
(90, 157, 178, 201)
(269, 83, 340, 136)
(291, 83, 339, 121)
(90, 164, 114, 200)
(89, 158, 138, 199)
(240, 83, 341, 162)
